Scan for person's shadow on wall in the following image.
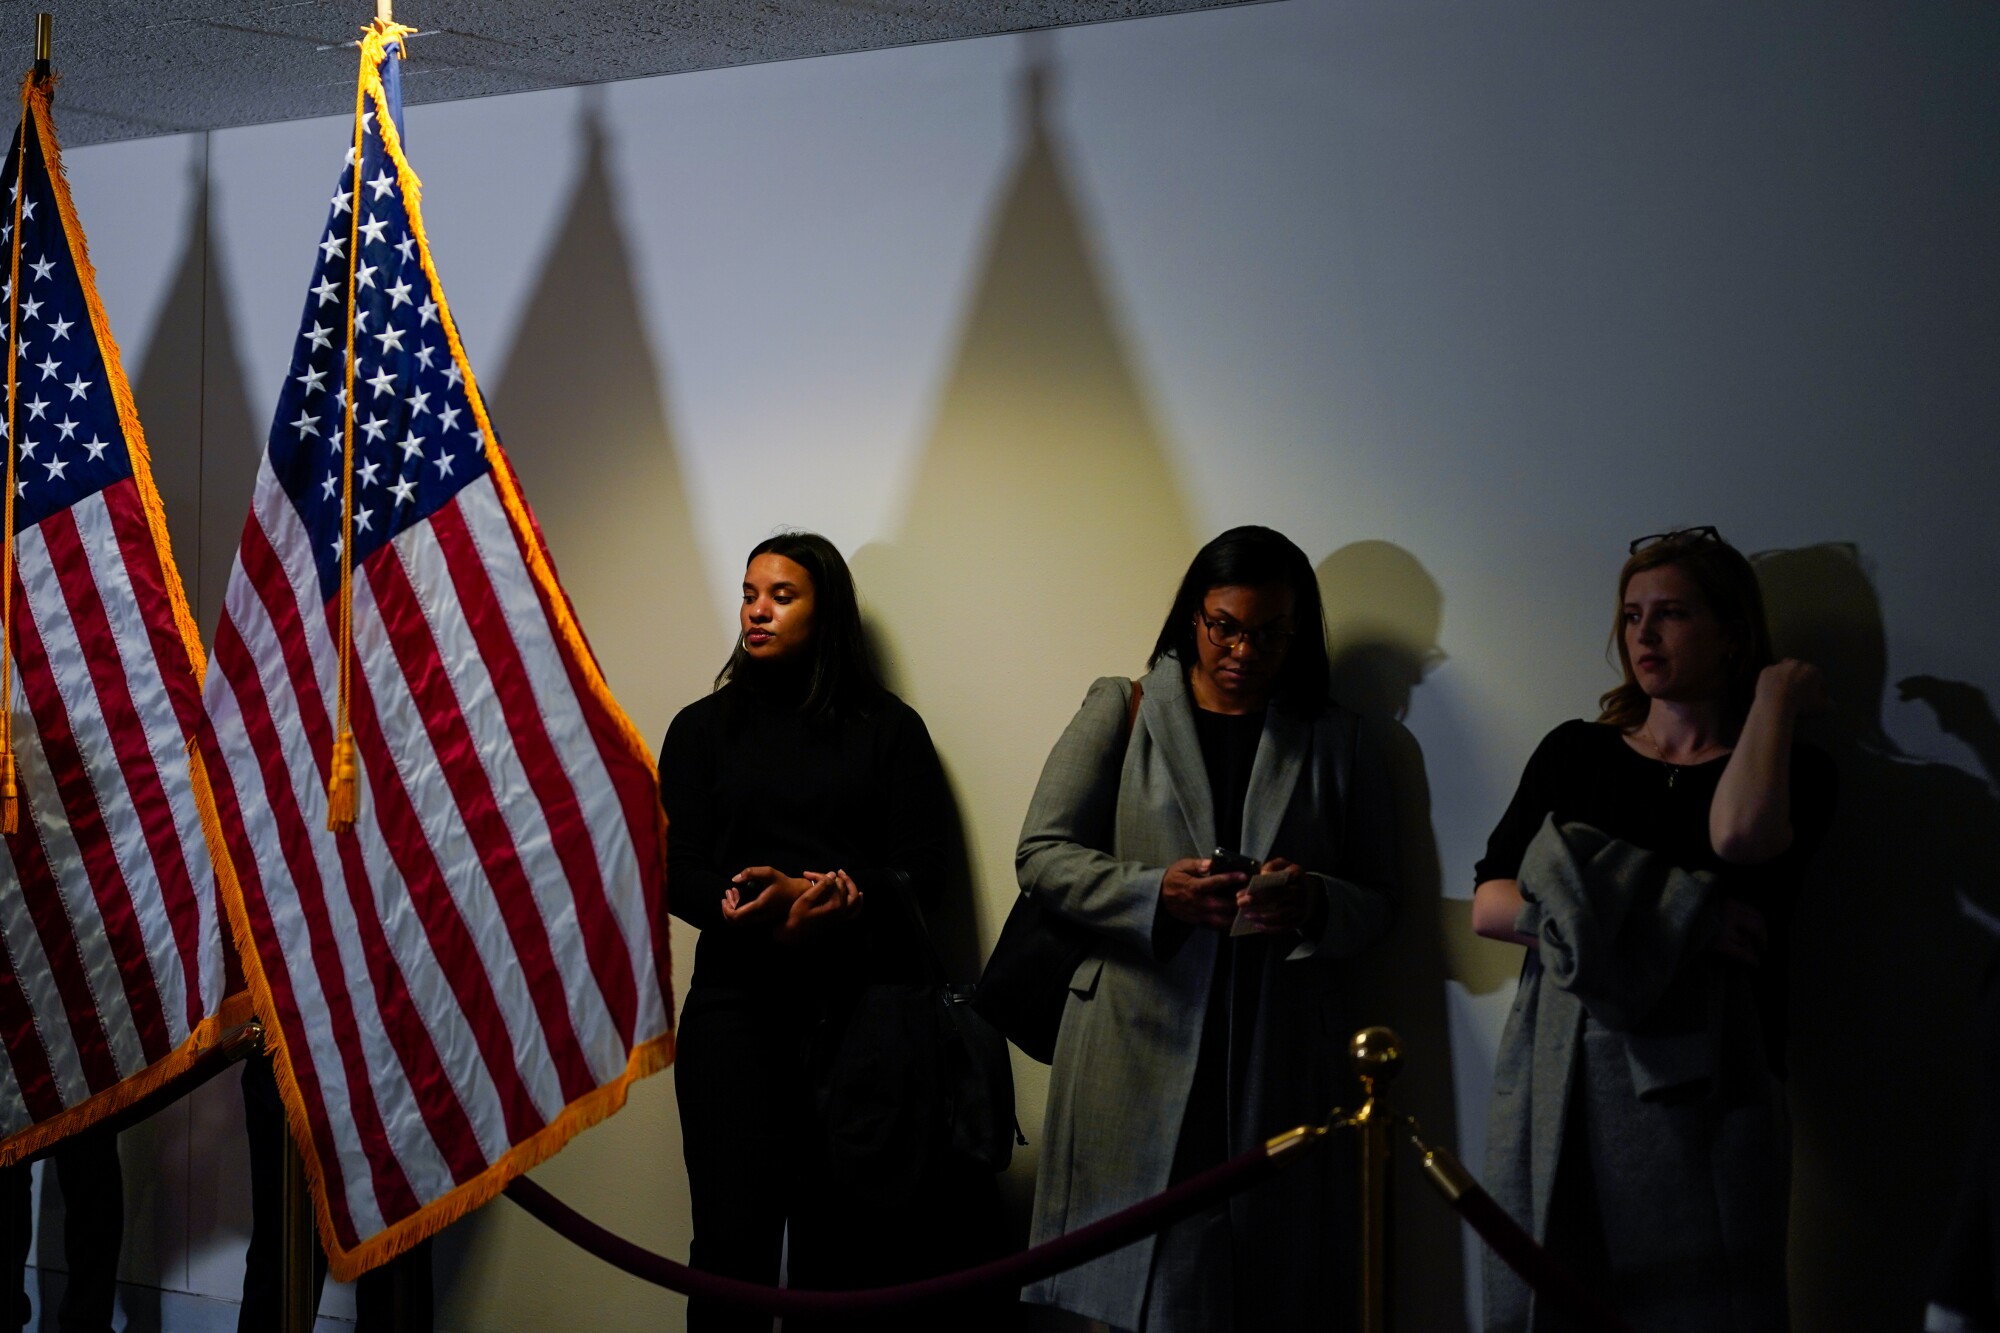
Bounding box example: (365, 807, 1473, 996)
(1755, 544, 2000, 1333)
(1316, 539, 1512, 1333)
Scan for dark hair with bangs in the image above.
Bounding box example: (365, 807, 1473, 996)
(1597, 531, 1774, 732)
(717, 531, 884, 718)
(1149, 526, 1330, 715)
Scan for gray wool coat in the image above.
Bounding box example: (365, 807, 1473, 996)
(1018, 654, 1396, 1331)
(1485, 817, 1789, 1333)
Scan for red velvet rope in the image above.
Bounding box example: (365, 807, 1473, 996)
(504, 1139, 1292, 1316)
(1439, 1181, 1640, 1333)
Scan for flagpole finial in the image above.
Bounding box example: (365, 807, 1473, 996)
(32, 13, 51, 81)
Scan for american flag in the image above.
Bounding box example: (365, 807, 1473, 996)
(0, 77, 243, 1160)
(196, 27, 672, 1276)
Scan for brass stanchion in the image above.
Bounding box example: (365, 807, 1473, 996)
(1350, 1026, 1401, 1333)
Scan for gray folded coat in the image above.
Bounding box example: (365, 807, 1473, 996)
(1483, 816, 1789, 1333)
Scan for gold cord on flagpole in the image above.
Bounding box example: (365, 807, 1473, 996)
(325, 16, 416, 834)
(325, 26, 375, 834)
(0, 68, 33, 836)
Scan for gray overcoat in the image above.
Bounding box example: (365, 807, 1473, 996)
(1018, 653, 1396, 1331)
(1485, 817, 1789, 1333)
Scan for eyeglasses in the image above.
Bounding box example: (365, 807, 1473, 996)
(1199, 613, 1295, 654)
(1629, 525, 1721, 555)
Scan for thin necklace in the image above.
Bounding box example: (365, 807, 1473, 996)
(1639, 727, 1680, 788)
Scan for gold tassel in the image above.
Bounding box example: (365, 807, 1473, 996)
(325, 729, 357, 833)
(0, 747, 17, 835)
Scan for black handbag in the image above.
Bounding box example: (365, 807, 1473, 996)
(973, 679, 1142, 1063)
(814, 871, 1018, 1208)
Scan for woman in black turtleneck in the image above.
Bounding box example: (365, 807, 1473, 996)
(661, 530, 954, 1333)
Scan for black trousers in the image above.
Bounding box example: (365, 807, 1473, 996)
(238, 1055, 433, 1333)
(0, 1132, 122, 1333)
(675, 986, 1010, 1333)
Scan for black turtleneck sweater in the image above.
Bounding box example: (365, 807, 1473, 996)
(660, 670, 950, 996)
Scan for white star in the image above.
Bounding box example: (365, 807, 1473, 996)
(353, 307, 371, 334)
(14, 338, 29, 362)
(359, 414, 388, 443)
(431, 450, 454, 478)
(344, 146, 358, 168)
(0, 223, 9, 243)
(397, 432, 425, 461)
(1, 278, 10, 302)
(374, 326, 405, 356)
(368, 170, 396, 200)
(312, 276, 340, 306)
(18, 296, 41, 321)
(305, 322, 333, 352)
(29, 256, 54, 282)
(47, 315, 70, 341)
(436, 404, 462, 433)
(358, 214, 390, 246)
(13, 479, 22, 498)
(24, 395, 47, 420)
(295, 365, 327, 395)
(441, 364, 463, 389)
(353, 506, 374, 533)
(35, 355, 59, 381)
(64, 374, 90, 400)
(358, 458, 382, 487)
(332, 384, 348, 411)
(82, 437, 109, 462)
(43, 456, 66, 481)
(367, 366, 397, 398)
(390, 475, 417, 505)
(55, 416, 77, 441)
(20, 198, 35, 221)
(292, 411, 321, 440)
(18, 436, 36, 459)
(322, 473, 338, 500)
(354, 262, 377, 291)
(385, 279, 412, 309)
(362, 109, 376, 134)
(404, 388, 430, 417)
(330, 535, 342, 558)
(331, 189, 353, 217)
(417, 297, 438, 327)
(319, 233, 346, 263)
(413, 345, 436, 371)
(395, 236, 416, 265)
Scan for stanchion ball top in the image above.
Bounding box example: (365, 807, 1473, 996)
(1349, 1026, 1404, 1085)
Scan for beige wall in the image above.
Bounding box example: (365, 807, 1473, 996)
(46, 1, 2000, 1329)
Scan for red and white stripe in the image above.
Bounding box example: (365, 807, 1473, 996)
(199, 457, 668, 1253)
(0, 477, 226, 1135)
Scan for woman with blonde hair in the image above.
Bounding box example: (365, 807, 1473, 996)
(1472, 526, 1836, 1332)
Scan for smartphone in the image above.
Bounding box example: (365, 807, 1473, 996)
(1210, 848, 1257, 878)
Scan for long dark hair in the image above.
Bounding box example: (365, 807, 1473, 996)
(1597, 531, 1774, 731)
(717, 531, 885, 718)
(1149, 526, 1331, 715)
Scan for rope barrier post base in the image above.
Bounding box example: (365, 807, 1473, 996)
(1350, 1027, 1401, 1333)
(280, 1128, 315, 1333)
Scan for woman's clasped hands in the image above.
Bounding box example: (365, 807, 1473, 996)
(1159, 856, 1311, 933)
(720, 866, 863, 942)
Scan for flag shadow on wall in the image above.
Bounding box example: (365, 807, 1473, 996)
(433, 89, 716, 1329)
(850, 38, 1200, 1266)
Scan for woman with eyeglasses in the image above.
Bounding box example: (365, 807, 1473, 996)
(1471, 527, 1836, 1332)
(1018, 525, 1396, 1332)
(661, 531, 988, 1333)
